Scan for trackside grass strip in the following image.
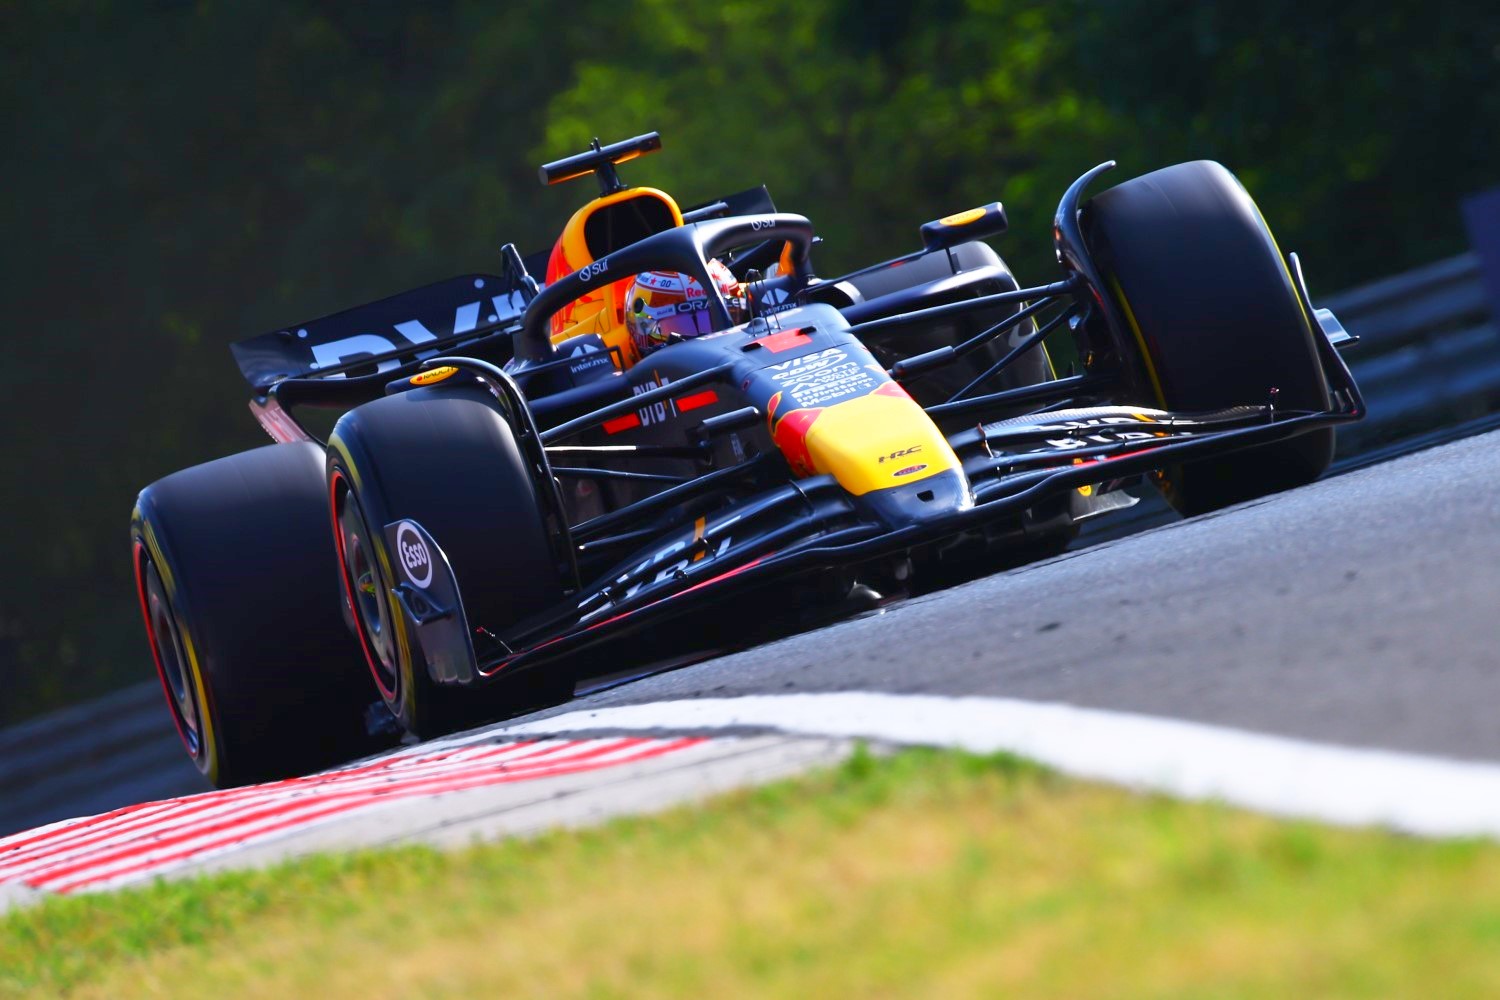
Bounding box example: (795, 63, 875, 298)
(4, 747, 1499, 998)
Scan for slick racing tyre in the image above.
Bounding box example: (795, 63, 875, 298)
(1085, 160, 1334, 516)
(327, 385, 569, 739)
(132, 442, 385, 788)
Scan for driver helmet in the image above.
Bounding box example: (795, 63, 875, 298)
(624, 258, 747, 361)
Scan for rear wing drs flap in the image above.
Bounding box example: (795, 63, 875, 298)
(231, 269, 533, 392)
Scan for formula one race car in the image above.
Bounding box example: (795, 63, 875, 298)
(132, 132, 1363, 786)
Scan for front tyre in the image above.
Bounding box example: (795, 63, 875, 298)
(327, 386, 569, 739)
(1086, 160, 1334, 516)
(132, 442, 384, 788)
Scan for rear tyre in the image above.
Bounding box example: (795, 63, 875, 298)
(1085, 160, 1334, 516)
(131, 442, 384, 788)
(327, 386, 570, 739)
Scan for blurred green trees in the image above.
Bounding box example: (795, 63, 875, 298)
(1, 0, 1495, 722)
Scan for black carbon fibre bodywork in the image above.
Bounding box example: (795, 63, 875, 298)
(224, 154, 1365, 697)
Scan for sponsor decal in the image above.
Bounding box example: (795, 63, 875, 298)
(782, 361, 880, 410)
(766, 390, 784, 432)
(893, 464, 928, 477)
(395, 521, 433, 589)
(583, 512, 745, 617)
(753, 285, 799, 315)
(750, 218, 776, 231)
(306, 293, 521, 377)
(1045, 433, 1159, 449)
(878, 445, 923, 464)
(577, 258, 610, 283)
(632, 373, 678, 427)
(772, 406, 823, 477)
(565, 342, 614, 378)
(569, 352, 612, 373)
(758, 295, 798, 317)
(770, 347, 847, 379)
(637, 271, 679, 290)
(1038, 414, 1164, 450)
(409, 365, 459, 387)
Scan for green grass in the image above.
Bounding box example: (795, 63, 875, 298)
(4, 747, 1499, 998)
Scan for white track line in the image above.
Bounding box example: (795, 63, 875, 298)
(479, 693, 1500, 838)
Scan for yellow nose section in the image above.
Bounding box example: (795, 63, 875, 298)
(798, 385, 961, 496)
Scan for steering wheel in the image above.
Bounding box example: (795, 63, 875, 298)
(515, 213, 815, 362)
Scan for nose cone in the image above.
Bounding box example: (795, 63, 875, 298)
(853, 467, 974, 528)
(797, 385, 970, 510)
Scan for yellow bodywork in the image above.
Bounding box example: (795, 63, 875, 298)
(545, 186, 685, 368)
(800, 389, 962, 496)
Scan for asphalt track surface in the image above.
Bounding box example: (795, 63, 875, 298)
(4, 424, 1498, 862)
(506, 425, 1500, 763)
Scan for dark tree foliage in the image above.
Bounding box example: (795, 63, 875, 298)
(1068, 1, 1500, 289)
(1, 0, 1494, 723)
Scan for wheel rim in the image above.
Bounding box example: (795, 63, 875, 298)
(137, 549, 203, 760)
(332, 473, 400, 702)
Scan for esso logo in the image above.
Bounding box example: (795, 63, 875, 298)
(396, 521, 433, 589)
(578, 258, 610, 283)
(750, 218, 775, 231)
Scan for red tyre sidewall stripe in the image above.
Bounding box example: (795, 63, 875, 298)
(329, 467, 398, 702)
(133, 539, 199, 764)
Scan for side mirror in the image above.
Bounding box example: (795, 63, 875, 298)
(919, 202, 1008, 252)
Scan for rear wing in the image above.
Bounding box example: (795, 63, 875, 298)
(231, 262, 535, 392)
(232, 186, 777, 392)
